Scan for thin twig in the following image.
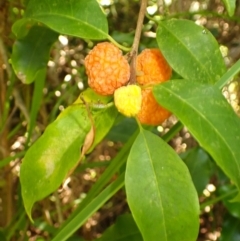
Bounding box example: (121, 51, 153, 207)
(12, 88, 30, 123)
(54, 191, 64, 224)
(129, 0, 148, 84)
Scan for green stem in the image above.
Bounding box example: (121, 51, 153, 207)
(61, 130, 138, 227)
(0, 151, 25, 169)
(107, 35, 131, 52)
(162, 121, 183, 143)
(215, 59, 240, 89)
(52, 173, 125, 241)
(200, 188, 238, 210)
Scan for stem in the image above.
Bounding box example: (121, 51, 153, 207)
(162, 121, 183, 143)
(200, 188, 238, 210)
(107, 35, 131, 52)
(52, 173, 125, 241)
(129, 0, 148, 84)
(215, 59, 240, 90)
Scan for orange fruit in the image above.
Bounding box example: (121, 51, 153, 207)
(85, 42, 130, 95)
(137, 88, 171, 126)
(136, 49, 172, 85)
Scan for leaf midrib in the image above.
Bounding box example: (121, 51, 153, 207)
(157, 84, 240, 180)
(27, 13, 108, 36)
(141, 130, 168, 241)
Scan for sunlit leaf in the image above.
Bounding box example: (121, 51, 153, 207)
(24, 0, 108, 39)
(21, 91, 117, 220)
(125, 129, 199, 241)
(157, 19, 226, 84)
(154, 79, 240, 199)
(20, 105, 91, 220)
(11, 25, 58, 84)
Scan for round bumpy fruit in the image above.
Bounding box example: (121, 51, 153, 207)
(136, 49, 172, 85)
(114, 85, 142, 117)
(137, 88, 171, 126)
(85, 42, 130, 95)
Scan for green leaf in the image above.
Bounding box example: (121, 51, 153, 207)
(11, 25, 58, 84)
(107, 117, 138, 142)
(75, 88, 117, 152)
(20, 105, 91, 220)
(24, 0, 108, 39)
(60, 130, 138, 234)
(20, 95, 117, 220)
(91, 106, 118, 152)
(96, 214, 143, 241)
(157, 19, 226, 84)
(12, 18, 35, 39)
(221, 0, 236, 16)
(125, 129, 199, 241)
(219, 184, 240, 218)
(180, 147, 214, 195)
(154, 80, 240, 199)
(220, 215, 240, 241)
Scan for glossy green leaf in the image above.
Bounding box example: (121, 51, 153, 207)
(221, 0, 236, 16)
(125, 129, 199, 241)
(20, 105, 91, 220)
(24, 0, 108, 39)
(220, 215, 240, 241)
(157, 19, 226, 84)
(180, 147, 214, 195)
(11, 25, 58, 84)
(96, 214, 143, 241)
(154, 80, 240, 199)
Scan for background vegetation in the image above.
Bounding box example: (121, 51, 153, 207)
(0, 0, 240, 240)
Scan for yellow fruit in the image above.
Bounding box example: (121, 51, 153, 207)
(114, 85, 142, 117)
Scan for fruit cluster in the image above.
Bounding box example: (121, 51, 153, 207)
(84, 42, 172, 125)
